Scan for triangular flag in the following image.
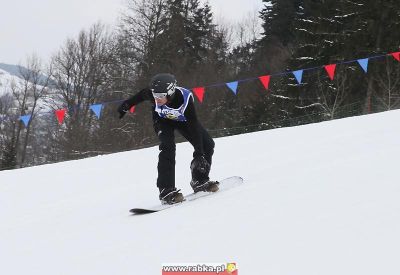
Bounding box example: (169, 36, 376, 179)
(55, 109, 66, 125)
(259, 75, 271, 91)
(20, 115, 31, 127)
(292, 70, 303, 84)
(192, 87, 206, 103)
(129, 106, 136, 113)
(357, 58, 369, 73)
(391, 52, 400, 61)
(90, 104, 103, 119)
(226, 81, 239, 95)
(324, 64, 337, 80)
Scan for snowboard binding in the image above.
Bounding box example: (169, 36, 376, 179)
(190, 180, 220, 193)
(159, 188, 185, 205)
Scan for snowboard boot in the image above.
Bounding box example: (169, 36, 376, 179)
(159, 187, 184, 205)
(190, 179, 219, 193)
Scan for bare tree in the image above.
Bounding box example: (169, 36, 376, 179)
(18, 55, 52, 165)
(119, 0, 168, 79)
(0, 92, 16, 170)
(312, 72, 349, 119)
(51, 23, 113, 159)
(1, 55, 52, 168)
(372, 58, 400, 111)
(234, 8, 262, 48)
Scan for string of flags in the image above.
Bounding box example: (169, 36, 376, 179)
(190, 52, 399, 102)
(6, 51, 400, 127)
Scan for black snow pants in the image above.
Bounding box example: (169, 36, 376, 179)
(154, 119, 214, 190)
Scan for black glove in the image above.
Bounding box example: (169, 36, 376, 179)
(190, 155, 210, 177)
(117, 101, 131, 119)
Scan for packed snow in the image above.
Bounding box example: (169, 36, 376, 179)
(1, 110, 400, 275)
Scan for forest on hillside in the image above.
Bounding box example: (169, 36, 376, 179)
(1, 0, 400, 170)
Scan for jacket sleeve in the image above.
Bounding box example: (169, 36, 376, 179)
(124, 88, 153, 107)
(184, 95, 204, 157)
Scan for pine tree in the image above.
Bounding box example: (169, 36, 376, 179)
(1, 134, 17, 170)
(285, 0, 347, 120)
(260, 0, 303, 46)
(251, 0, 304, 128)
(156, 0, 218, 78)
(257, 0, 302, 72)
(338, 0, 400, 112)
(284, 0, 400, 120)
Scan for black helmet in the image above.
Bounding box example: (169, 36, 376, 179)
(150, 73, 177, 97)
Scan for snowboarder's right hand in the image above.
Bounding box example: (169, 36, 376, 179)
(118, 101, 131, 119)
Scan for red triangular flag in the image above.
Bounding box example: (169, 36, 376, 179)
(324, 64, 337, 80)
(259, 75, 271, 91)
(55, 109, 66, 125)
(391, 52, 400, 61)
(192, 87, 205, 103)
(129, 106, 136, 113)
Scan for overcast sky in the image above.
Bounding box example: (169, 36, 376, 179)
(0, 0, 264, 65)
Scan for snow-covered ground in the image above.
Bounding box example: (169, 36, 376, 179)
(1, 110, 399, 275)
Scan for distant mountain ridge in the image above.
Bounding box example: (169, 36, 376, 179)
(0, 63, 31, 78)
(0, 63, 53, 87)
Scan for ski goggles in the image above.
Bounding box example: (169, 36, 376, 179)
(152, 92, 168, 99)
(151, 81, 176, 99)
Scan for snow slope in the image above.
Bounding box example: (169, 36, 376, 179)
(1, 110, 400, 275)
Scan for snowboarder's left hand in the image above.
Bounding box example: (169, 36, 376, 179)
(118, 101, 130, 119)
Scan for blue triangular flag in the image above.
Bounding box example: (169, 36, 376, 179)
(226, 81, 239, 95)
(293, 70, 304, 84)
(20, 115, 31, 127)
(90, 104, 103, 119)
(357, 58, 369, 73)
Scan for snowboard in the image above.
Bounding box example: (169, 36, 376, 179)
(130, 176, 243, 215)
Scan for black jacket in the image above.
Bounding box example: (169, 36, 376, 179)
(123, 87, 205, 156)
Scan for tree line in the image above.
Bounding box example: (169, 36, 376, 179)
(1, 0, 399, 170)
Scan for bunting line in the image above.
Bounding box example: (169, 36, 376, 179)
(55, 109, 66, 125)
(90, 104, 103, 119)
(2, 51, 399, 125)
(20, 115, 31, 127)
(226, 81, 239, 95)
(292, 70, 304, 84)
(190, 52, 397, 102)
(392, 52, 400, 61)
(324, 64, 337, 81)
(192, 87, 206, 102)
(259, 75, 271, 91)
(357, 58, 369, 73)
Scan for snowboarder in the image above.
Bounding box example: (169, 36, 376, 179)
(118, 73, 218, 205)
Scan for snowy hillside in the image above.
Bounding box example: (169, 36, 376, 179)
(0, 64, 54, 114)
(1, 110, 399, 275)
(0, 64, 32, 96)
(0, 68, 16, 96)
